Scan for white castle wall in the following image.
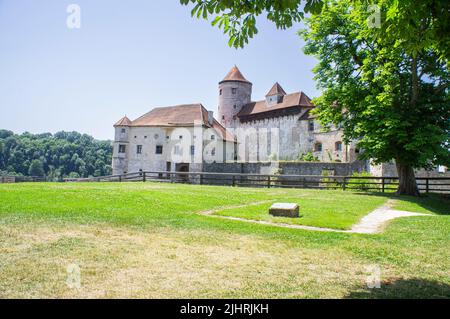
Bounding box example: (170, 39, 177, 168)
(112, 125, 235, 175)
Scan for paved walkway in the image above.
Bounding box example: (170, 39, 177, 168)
(199, 200, 430, 234)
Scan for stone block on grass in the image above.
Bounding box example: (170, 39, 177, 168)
(269, 203, 300, 218)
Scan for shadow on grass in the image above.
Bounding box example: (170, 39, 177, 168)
(346, 278, 450, 299)
(352, 191, 450, 215)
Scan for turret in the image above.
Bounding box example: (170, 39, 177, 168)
(113, 116, 132, 142)
(218, 66, 252, 128)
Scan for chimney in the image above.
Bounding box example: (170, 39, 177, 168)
(208, 111, 214, 126)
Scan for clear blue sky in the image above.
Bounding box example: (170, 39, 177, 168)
(0, 0, 319, 140)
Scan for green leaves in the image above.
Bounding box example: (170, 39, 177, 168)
(301, 0, 450, 169)
(180, 0, 324, 48)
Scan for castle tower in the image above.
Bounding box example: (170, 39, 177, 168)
(218, 66, 252, 128)
(112, 115, 131, 175)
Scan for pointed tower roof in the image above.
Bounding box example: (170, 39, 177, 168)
(266, 82, 287, 96)
(220, 65, 252, 84)
(114, 116, 132, 127)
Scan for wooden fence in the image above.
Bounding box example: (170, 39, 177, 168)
(72, 171, 450, 194)
(2, 171, 449, 193)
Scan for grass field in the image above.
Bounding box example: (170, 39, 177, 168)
(0, 182, 449, 298)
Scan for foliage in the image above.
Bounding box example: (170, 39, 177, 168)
(300, 0, 449, 195)
(298, 151, 319, 162)
(180, 0, 324, 48)
(181, 0, 449, 57)
(347, 172, 379, 191)
(0, 129, 112, 178)
(28, 159, 45, 177)
(320, 169, 340, 189)
(300, 0, 449, 169)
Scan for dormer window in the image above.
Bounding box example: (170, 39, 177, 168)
(265, 82, 286, 106)
(121, 128, 126, 133)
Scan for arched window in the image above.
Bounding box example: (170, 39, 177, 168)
(335, 141, 342, 151)
(314, 142, 322, 152)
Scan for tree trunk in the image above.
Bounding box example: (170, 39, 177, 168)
(396, 162, 420, 196)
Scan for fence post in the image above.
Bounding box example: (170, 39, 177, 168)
(382, 178, 385, 193)
(143, 172, 146, 182)
(426, 178, 429, 194)
(342, 177, 347, 191)
(232, 175, 236, 187)
(119, 175, 122, 182)
(267, 176, 271, 188)
(200, 173, 203, 185)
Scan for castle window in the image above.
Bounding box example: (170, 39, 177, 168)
(308, 120, 314, 131)
(335, 141, 342, 151)
(233, 104, 237, 109)
(219, 89, 222, 95)
(314, 143, 322, 152)
(118, 144, 126, 153)
(222, 115, 225, 120)
(211, 148, 216, 156)
(179, 135, 183, 140)
(136, 145, 142, 154)
(211, 135, 215, 140)
(190, 145, 195, 155)
(232, 88, 237, 94)
(155, 145, 163, 154)
(121, 128, 126, 133)
(144, 136, 147, 139)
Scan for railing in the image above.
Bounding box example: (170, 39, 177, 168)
(0, 175, 47, 183)
(72, 171, 450, 194)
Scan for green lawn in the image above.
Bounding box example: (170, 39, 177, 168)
(0, 182, 449, 298)
(212, 192, 387, 230)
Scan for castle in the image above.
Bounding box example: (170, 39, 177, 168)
(112, 66, 357, 175)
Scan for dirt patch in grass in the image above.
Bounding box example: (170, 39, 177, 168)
(0, 220, 390, 298)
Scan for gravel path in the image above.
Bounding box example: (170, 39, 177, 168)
(199, 200, 430, 234)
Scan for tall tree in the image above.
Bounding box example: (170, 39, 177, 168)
(182, 0, 450, 195)
(300, 0, 449, 195)
(28, 159, 45, 177)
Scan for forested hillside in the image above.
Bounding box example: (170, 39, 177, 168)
(0, 130, 112, 178)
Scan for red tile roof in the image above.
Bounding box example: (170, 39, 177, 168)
(238, 91, 314, 119)
(220, 66, 252, 84)
(123, 104, 235, 142)
(266, 82, 286, 96)
(114, 116, 132, 126)
(132, 104, 203, 127)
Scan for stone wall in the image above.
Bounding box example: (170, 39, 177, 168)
(197, 160, 368, 186)
(201, 160, 367, 176)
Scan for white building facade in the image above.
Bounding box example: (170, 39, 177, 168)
(112, 66, 356, 175)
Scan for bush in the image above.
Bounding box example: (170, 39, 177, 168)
(320, 170, 340, 189)
(347, 172, 379, 191)
(298, 152, 319, 162)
